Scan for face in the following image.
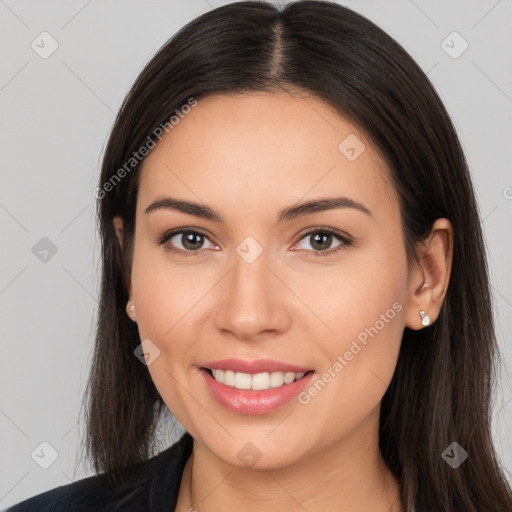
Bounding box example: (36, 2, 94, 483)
(127, 91, 411, 469)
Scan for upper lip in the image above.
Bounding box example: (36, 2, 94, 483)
(200, 358, 313, 375)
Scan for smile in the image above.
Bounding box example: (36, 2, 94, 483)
(205, 368, 312, 391)
(199, 367, 316, 415)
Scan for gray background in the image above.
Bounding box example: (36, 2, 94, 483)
(1, 0, 511, 508)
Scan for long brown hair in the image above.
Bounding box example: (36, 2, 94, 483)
(82, 1, 512, 510)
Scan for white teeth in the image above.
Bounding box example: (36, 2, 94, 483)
(223, 370, 234, 387)
(234, 371, 252, 390)
(252, 372, 270, 390)
(210, 369, 308, 390)
(270, 371, 284, 388)
(283, 372, 296, 384)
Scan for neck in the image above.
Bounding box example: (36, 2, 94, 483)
(176, 408, 404, 512)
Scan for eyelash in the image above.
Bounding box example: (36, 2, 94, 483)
(155, 227, 353, 258)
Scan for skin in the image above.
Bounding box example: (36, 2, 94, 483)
(113, 91, 453, 512)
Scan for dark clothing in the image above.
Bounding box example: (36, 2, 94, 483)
(6, 432, 193, 512)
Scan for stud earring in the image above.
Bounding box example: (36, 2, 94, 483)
(126, 301, 135, 318)
(419, 310, 430, 326)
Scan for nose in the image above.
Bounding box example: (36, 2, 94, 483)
(213, 245, 292, 341)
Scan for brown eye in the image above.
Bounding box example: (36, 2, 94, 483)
(293, 229, 353, 257)
(157, 228, 216, 257)
(174, 231, 207, 251)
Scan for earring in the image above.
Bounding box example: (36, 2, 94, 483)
(419, 310, 430, 326)
(126, 301, 135, 318)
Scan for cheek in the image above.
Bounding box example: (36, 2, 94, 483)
(295, 242, 407, 437)
(312, 234, 407, 385)
(306, 238, 407, 346)
(129, 244, 204, 417)
(132, 244, 218, 380)
(130, 242, 214, 357)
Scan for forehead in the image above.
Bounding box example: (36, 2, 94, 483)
(137, 92, 398, 226)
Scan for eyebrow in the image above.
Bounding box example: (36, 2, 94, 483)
(144, 195, 372, 222)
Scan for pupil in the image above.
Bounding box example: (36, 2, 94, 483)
(311, 233, 331, 251)
(183, 232, 203, 250)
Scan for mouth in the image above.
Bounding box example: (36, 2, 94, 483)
(202, 367, 315, 391)
(199, 365, 316, 415)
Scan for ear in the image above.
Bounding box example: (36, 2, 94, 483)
(113, 215, 123, 249)
(404, 218, 454, 330)
(113, 215, 133, 301)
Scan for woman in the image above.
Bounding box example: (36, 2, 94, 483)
(8, 1, 512, 511)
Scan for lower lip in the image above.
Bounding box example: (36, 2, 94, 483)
(199, 367, 315, 415)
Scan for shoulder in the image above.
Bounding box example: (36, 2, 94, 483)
(6, 432, 193, 512)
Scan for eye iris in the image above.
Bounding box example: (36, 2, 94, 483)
(182, 232, 203, 250)
(311, 232, 332, 251)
